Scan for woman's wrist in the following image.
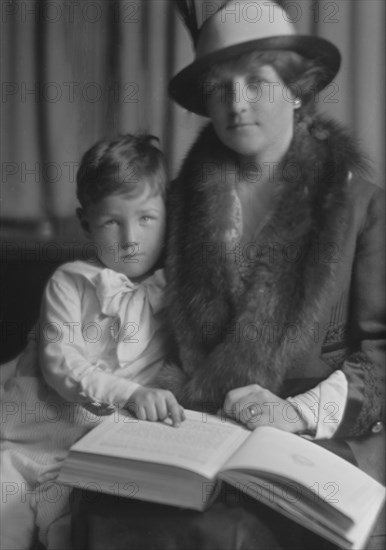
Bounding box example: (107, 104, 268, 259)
(286, 397, 317, 436)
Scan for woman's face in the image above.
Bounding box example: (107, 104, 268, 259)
(206, 64, 297, 162)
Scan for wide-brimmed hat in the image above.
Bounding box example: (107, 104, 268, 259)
(169, 0, 341, 116)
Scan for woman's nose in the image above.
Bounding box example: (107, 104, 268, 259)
(227, 78, 248, 113)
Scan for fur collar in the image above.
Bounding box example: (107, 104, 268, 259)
(164, 115, 367, 408)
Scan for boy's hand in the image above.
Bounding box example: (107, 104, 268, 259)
(127, 387, 185, 427)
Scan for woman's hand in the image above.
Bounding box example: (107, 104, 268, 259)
(126, 387, 185, 427)
(221, 384, 308, 433)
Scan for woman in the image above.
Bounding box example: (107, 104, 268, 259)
(163, 0, 385, 452)
(69, 4, 384, 548)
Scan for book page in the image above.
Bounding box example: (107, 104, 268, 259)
(220, 426, 386, 523)
(71, 410, 249, 478)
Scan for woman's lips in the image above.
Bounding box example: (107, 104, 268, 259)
(227, 122, 258, 130)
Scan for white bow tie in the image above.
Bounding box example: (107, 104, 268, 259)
(93, 268, 166, 359)
(94, 269, 165, 318)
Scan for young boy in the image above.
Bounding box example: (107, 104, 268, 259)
(0, 134, 184, 550)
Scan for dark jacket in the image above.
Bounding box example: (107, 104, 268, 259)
(162, 115, 385, 472)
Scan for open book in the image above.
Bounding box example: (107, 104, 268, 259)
(59, 410, 385, 550)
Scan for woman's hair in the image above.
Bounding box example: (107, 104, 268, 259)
(76, 134, 168, 209)
(202, 50, 327, 112)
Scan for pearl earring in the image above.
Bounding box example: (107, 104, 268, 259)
(293, 98, 302, 109)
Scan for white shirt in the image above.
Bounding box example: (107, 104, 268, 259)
(17, 261, 169, 409)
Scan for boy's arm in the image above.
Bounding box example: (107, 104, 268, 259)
(39, 273, 184, 425)
(39, 275, 140, 408)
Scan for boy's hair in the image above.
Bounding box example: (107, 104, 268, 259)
(76, 134, 168, 208)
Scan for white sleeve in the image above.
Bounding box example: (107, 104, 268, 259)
(287, 370, 348, 439)
(39, 276, 140, 408)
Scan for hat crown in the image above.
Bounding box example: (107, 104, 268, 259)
(196, 0, 296, 59)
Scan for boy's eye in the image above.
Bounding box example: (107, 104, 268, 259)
(103, 219, 119, 226)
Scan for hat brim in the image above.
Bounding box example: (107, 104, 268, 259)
(169, 35, 341, 116)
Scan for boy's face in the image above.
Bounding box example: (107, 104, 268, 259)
(78, 185, 166, 280)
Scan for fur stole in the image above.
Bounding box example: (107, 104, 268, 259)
(160, 115, 368, 410)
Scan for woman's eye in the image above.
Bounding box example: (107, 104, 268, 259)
(248, 76, 264, 86)
(220, 82, 233, 94)
(141, 216, 153, 223)
(211, 81, 231, 96)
